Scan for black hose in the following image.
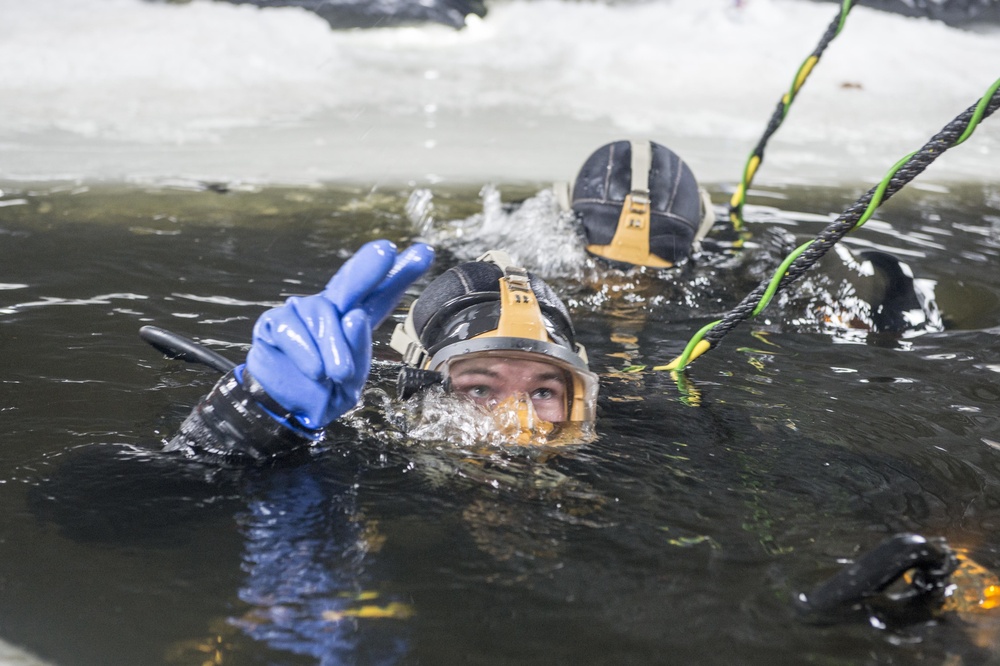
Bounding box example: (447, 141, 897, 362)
(139, 325, 238, 374)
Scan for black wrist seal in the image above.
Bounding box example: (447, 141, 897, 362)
(166, 369, 319, 464)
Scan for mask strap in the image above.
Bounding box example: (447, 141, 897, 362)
(390, 308, 429, 368)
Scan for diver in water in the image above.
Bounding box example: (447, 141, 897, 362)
(33, 241, 601, 662)
(559, 139, 1000, 633)
(165, 239, 600, 461)
(561, 138, 938, 336)
(566, 138, 716, 270)
(388, 251, 597, 421)
(163, 139, 941, 464)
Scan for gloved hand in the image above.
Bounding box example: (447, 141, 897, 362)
(243, 240, 434, 431)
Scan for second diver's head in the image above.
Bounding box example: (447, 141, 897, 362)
(570, 139, 715, 268)
(390, 251, 598, 429)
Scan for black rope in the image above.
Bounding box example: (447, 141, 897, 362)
(748, 6, 850, 159)
(729, 0, 854, 229)
(706, 91, 1000, 346)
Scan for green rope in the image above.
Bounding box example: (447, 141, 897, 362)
(729, 0, 854, 231)
(752, 240, 814, 317)
(658, 76, 1000, 374)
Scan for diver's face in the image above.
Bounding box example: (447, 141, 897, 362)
(448, 357, 568, 422)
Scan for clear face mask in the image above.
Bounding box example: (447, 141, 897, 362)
(438, 349, 597, 423)
(489, 392, 555, 446)
(388, 384, 596, 449)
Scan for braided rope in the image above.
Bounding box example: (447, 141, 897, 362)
(655, 77, 1000, 372)
(729, 0, 854, 230)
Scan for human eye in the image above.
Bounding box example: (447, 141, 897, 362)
(464, 385, 493, 400)
(530, 387, 555, 401)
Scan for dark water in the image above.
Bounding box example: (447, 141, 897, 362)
(2, 180, 1000, 665)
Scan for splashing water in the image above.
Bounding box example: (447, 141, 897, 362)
(347, 383, 595, 451)
(408, 185, 593, 280)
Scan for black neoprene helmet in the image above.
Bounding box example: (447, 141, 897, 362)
(389, 251, 599, 421)
(571, 140, 707, 267)
(409, 259, 577, 355)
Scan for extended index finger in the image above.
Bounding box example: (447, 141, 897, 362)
(362, 243, 435, 327)
(322, 239, 399, 315)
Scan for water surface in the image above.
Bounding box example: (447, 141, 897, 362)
(2, 180, 1000, 664)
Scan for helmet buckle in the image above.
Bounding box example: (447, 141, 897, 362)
(629, 190, 650, 212)
(403, 341, 427, 368)
(503, 266, 532, 293)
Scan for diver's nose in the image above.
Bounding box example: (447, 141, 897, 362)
(490, 392, 554, 445)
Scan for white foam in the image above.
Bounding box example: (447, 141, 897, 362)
(1, 0, 997, 185)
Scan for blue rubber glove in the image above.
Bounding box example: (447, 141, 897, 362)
(244, 240, 434, 431)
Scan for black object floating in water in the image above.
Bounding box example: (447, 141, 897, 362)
(796, 533, 958, 626)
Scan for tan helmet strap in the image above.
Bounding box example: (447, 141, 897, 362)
(491, 267, 548, 341)
(476, 249, 516, 272)
(691, 187, 717, 251)
(585, 141, 674, 268)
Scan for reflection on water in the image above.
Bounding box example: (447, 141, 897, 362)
(2, 181, 1000, 664)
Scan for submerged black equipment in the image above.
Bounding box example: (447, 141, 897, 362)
(571, 140, 715, 268)
(796, 533, 957, 624)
